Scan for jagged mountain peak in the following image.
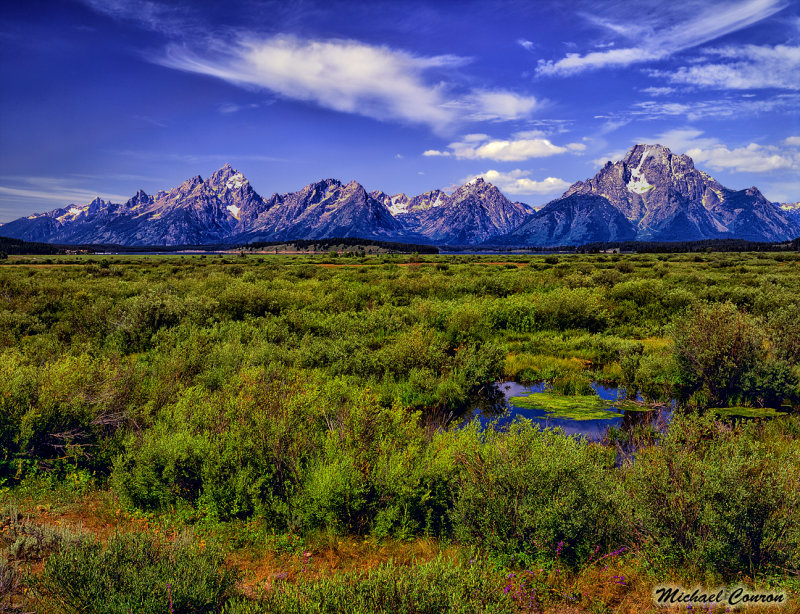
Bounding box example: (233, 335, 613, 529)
(452, 177, 505, 202)
(125, 189, 151, 206)
(556, 144, 799, 243)
(174, 175, 204, 195)
(300, 178, 344, 200)
(209, 165, 250, 194)
(623, 143, 673, 165)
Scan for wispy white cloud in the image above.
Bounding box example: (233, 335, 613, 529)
(84, 1, 544, 132)
(595, 93, 799, 123)
(640, 86, 677, 96)
(524, 119, 574, 134)
(536, 0, 786, 76)
(689, 144, 797, 172)
(113, 150, 288, 164)
(517, 39, 536, 52)
(219, 102, 261, 114)
(159, 35, 464, 132)
(133, 115, 168, 128)
(427, 133, 576, 162)
(591, 150, 628, 167)
(451, 137, 565, 161)
(652, 44, 800, 90)
(579, 13, 654, 39)
(80, 0, 196, 35)
(464, 169, 571, 197)
(456, 90, 540, 121)
(538, 47, 661, 76)
(785, 136, 800, 146)
(158, 35, 542, 132)
(0, 176, 131, 217)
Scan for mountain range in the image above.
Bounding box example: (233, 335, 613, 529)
(1, 144, 797, 247)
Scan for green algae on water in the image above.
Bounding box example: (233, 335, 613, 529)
(508, 392, 623, 420)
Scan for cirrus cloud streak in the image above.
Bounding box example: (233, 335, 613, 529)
(536, 0, 786, 77)
(158, 35, 541, 132)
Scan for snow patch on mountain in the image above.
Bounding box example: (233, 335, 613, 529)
(226, 173, 246, 190)
(57, 206, 86, 222)
(627, 166, 653, 194)
(384, 194, 410, 215)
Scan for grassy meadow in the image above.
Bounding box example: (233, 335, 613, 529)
(1, 251, 799, 613)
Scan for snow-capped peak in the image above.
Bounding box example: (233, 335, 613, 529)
(225, 172, 246, 191)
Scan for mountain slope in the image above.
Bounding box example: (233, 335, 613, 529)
(780, 202, 800, 223)
(241, 179, 405, 242)
(1, 164, 268, 246)
(501, 193, 636, 247)
(560, 144, 798, 242)
(371, 178, 530, 244)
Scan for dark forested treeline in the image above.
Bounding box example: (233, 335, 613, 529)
(578, 237, 800, 253)
(243, 237, 440, 253)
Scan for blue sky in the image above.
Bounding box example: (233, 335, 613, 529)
(1, 0, 798, 221)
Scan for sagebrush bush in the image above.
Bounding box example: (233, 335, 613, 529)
(33, 531, 239, 614)
(451, 421, 626, 568)
(624, 413, 800, 576)
(225, 555, 514, 614)
(671, 301, 799, 407)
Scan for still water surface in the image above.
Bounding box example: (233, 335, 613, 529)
(458, 381, 667, 440)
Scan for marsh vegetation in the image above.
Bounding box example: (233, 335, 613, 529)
(1, 251, 798, 612)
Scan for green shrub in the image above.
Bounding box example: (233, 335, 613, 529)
(532, 288, 607, 332)
(33, 531, 239, 613)
(769, 303, 800, 363)
(233, 555, 514, 614)
(625, 413, 800, 576)
(112, 422, 209, 510)
(299, 446, 371, 533)
(451, 421, 625, 567)
(670, 302, 764, 406)
(489, 294, 537, 333)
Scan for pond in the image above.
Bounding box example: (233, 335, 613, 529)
(454, 381, 792, 441)
(456, 381, 669, 441)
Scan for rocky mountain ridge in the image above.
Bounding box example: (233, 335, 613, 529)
(2, 145, 797, 246)
(500, 144, 799, 246)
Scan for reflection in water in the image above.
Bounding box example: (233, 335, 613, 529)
(452, 381, 667, 442)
